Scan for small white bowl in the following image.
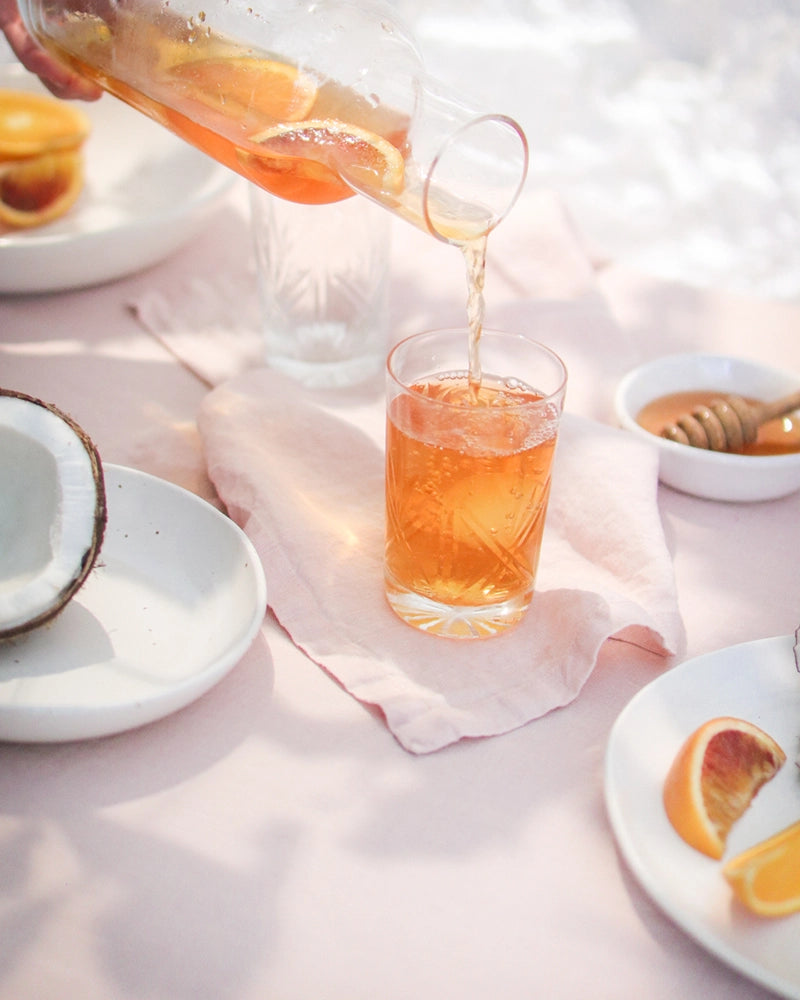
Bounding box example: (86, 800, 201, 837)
(614, 354, 800, 502)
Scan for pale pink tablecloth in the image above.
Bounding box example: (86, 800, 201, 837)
(2, 177, 798, 1000)
(3, 3, 800, 993)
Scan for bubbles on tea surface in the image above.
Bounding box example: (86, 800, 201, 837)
(414, 370, 558, 454)
(430, 369, 471, 403)
(502, 375, 538, 394)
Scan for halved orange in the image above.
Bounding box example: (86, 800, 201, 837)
(0, 150, 85, 228)
(242, 118, 405, 203)
(0, 89, 90, 159)
(662, 716, 786, 859)
(723, 818, 800, 917)
(166, 57, 318, 123)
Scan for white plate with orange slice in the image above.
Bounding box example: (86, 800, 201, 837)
(0, 62, 233, 293)
(605, 634, 800, 999)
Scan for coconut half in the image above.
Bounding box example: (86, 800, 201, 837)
(0, 389, 106, 639)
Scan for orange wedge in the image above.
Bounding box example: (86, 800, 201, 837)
(723, 818, 800, 917)
(167, 57, 318, 123)
(0, 150, 85, 228)
(662, 716, 786, 859)
(0, 89, 90, 159)
(242, 118, 405, 204)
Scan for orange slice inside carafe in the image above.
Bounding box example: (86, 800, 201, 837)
(166, 57, 319, 123)
(240, 118, 405, 204)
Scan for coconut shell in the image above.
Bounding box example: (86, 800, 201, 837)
(0, 388, 107, 639)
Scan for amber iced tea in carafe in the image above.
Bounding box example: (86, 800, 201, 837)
(20, 5, 406, 201)
(18, 0, 528, 242)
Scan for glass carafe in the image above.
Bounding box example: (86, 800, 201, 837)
(17, 0, 528, 243)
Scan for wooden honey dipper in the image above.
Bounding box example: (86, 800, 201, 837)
(661, 389, 800, 452)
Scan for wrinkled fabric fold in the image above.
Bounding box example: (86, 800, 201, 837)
(198, 368, 684, 754)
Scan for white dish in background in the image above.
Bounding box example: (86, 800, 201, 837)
(0, 465, 267, 742)
(0, 63, 234, 293)
(605, 635, 800, 1000)
(614, 353, 800, 502)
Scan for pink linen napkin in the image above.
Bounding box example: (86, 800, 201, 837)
(129, 271, 264, 388)
(198, 367, 683, 754)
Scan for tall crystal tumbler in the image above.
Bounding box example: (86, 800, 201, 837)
(384, 329, 567, 639)
(250, 187, 390, 388)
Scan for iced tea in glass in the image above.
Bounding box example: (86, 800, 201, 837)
(385, 328, 566, 639)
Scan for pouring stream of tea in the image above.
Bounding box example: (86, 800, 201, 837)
(462, 235, 488, 393)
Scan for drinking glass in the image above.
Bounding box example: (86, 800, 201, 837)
(250, 186, 390, 387)
(384, 328, 567, 639)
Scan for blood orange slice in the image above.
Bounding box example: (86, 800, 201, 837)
(662, 716, 786, 859)
(243, 118, 405, 203)
(0, 150, 85, 228)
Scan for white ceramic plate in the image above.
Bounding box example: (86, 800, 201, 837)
(605, 635, 800, 998)
(0, 465, 267, 742)
(0, 63, 234, 293)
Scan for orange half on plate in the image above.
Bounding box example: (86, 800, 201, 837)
(0, 88, 91, 228)
(662, 716, 786, 859)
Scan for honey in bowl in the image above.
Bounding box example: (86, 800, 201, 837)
(637, 390, 800, 456)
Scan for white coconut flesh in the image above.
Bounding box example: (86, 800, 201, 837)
(0, 390, 106, 639)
